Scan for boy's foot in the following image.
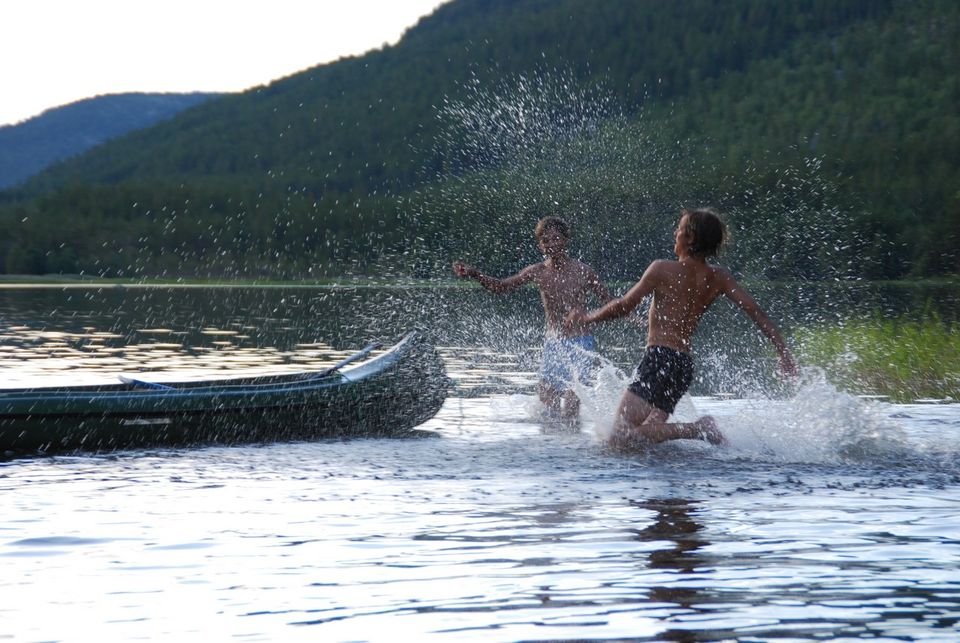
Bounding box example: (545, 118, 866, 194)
(695, 416, 726, 446)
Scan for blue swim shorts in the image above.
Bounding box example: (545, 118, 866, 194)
(540, 335, 597, 391)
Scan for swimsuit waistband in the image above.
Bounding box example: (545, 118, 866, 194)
(645, 344, 691, 357)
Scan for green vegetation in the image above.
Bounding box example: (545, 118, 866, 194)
(0, 0, 957, 280)
(796, 313, 960, 401)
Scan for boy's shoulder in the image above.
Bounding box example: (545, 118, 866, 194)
(570, 257, 600, 272)
(567, 258, 606, 283)
(711, 265, 741, 293)
(647, 258, 679, 273)
(519, 260, 549, 277)
(708, 263, 735, 281)
(648, 259, 735, 285)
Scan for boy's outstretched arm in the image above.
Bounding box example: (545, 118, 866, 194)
(568, 261, 662, 330)
(452, 260, 537, 294)
(718, 270, 798, 377)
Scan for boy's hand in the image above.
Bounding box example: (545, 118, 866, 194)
(452, 261, 475, 278)
(778, 352, 798, 378)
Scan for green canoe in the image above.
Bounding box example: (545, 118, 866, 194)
(0, 332, 447, 455)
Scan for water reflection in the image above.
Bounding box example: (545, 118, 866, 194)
(630, 498, 706, 616)
(1, 387, 958, 640)
(631, 498, 704, 574)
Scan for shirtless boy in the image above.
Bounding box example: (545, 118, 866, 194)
(453, 216, 612, 419)
(566, 207, 797, 449)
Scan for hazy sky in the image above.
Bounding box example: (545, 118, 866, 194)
(1, 0, 449, 126)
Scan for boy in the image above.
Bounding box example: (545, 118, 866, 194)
(453, 216, 612, 419)
(566, 207, 797, 449)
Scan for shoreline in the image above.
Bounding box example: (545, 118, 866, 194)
(0, 275, 958, 289)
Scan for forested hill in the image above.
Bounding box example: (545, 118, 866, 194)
(0, 93, 221, 190)
(1, 0, 957, 280)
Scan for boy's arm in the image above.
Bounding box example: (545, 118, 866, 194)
(452, 260, 538, 294)
(588, 264, 646, 328)
(581, 261, 662, 325)
(718, 270, 798, 376)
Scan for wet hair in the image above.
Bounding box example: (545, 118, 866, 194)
(534, 216, 571, 239)
(682, 207, 728, 258)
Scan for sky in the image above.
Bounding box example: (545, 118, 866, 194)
(0, 0, 449, 126)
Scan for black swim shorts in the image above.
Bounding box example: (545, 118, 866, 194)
(627, 345, 694, 414)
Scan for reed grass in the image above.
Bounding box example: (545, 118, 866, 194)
(796, 312, 959, 402)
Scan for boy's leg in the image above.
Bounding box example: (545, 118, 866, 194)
(538, 380, 562, 416)
(610, 390, 725, 449)
(609, 390, 660, 448)
(639, 415, 725, 446)
(563, 335, 596, 420)
(561, 389, 580, 419)
(539, 339, 565, 417)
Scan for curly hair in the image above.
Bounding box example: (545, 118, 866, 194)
(534, 216, 571, 239)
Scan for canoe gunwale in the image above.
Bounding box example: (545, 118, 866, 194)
(0, 332, 448, 454)
(0, 332, 421, 417)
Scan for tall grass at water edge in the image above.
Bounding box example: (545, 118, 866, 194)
(796, 312, 959, 402)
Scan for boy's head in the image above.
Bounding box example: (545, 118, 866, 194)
(535, 216, 571, 257)
(680, 207, 727, 258)
(535, 216, 571, 240)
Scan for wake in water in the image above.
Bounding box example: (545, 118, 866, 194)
(708, 369, 912, 464)
(514, 348, 954, 468)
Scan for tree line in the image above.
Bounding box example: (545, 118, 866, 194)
(0, 0, 955, 279)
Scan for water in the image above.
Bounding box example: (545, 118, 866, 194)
(2, 285, 959, 641)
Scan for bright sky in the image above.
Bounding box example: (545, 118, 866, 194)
(0, 0, 449, 126)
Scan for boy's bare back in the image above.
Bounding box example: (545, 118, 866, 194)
(640, 258, 727, 352)
(595, 256, 792, 372)
(570, 208, 796, 376)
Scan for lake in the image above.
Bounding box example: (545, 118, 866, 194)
(1, 284, 959, 641)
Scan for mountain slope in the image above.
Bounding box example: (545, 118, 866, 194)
(0, 93, 221, 189)
(12, 0, 895, 194)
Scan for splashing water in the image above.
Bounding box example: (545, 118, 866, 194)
(421, 69, 955, 476)
(438, 68, 622, 173)
(417, 67, 699, 283)
(526, 345, 919, 467)
(571, 358, 630, 441)
(715, 370, 912, 464)
(421, 66, 878, 296)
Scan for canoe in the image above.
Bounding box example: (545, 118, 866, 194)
(0, 332, 448, 455)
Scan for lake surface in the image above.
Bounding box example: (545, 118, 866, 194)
(2, 284, 959, 641)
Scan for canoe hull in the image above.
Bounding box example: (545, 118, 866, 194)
(0, 333, 447, 455)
